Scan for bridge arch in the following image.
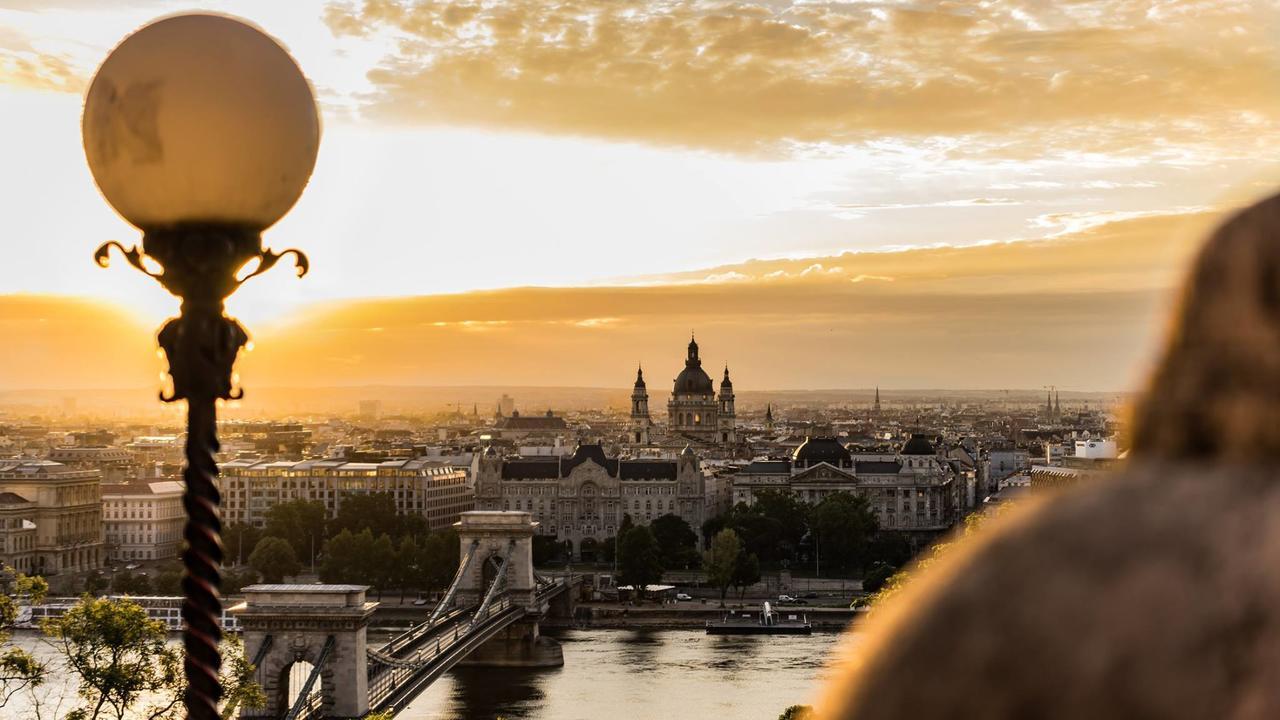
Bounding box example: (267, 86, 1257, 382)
(233, 585, 375, 719)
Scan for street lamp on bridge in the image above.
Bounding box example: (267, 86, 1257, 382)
(82, 13, 319, 720)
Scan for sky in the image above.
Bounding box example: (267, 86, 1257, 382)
(1, 0, 1278, 392)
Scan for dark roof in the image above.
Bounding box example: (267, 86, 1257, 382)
(560, 444, 618, 476)
(0, 491, 31, 505)
(501, 460, 560, 480)
(793, 437, 852, 465)
(720, 367, 733, 389)
(619, 461, 677, 480)
(901, 433, 937, 456)
(740, 460, 792, 475)
(856, 460, 903, 474)
(498, 414, 568, 430)
(633, 366, 646, 390)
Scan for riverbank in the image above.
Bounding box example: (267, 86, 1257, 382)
(543, 602, 865, 629)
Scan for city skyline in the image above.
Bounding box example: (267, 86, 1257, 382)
(2, 0, 1274, 391)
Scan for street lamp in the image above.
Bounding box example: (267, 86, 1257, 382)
(82, 14, 318, 720)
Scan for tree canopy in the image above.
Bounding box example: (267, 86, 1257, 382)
(810, 492, 880, 572)
(703, 529, 742, 607)
(249, 536, 302, 584)
(617, 525, 664, 601)
(650, 514, 700, 569)
(263, 500, 326, 567)
(0, 566, 47, 709)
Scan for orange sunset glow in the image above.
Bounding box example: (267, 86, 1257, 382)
(2, 0, 1278, 394)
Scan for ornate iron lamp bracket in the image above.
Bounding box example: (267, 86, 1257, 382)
(95, 222, 308, 720)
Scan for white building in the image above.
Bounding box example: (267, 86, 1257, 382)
(218, 457, 473, 531)
(102, 479, 185, 563)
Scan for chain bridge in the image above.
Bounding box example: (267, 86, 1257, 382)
(232, 511, 578, 719)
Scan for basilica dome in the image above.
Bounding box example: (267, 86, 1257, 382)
(673, 336, 715, 395)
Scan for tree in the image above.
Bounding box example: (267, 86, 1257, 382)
(222, 567, 259, 595)
(0, 565, 47, 709)
(110, 571, 150, 596)
(702, 529, 742, 607)
(867, 531, 915, 569)
(862, 562, 897, 593)
(83, 574, 109, 597)
(41, 596, 264, 720)
(320, 528, 380, 585)
(532, 535, 564, 566)
(753, 490, 810, 558)
(617, 526, 664, 603)
(223, 522, 263, 567)
(151, 565, 183, 596)
(394, 536, 422, 602)
(329, 494, 399, 540)
(779, 705, 814, 720)
(810, 492, 880, 572)
(417, 532, 453, 591)
(263, 500, 326, 568)
(650, 514, 700, 569)
(732, 551, 761, 601)
(368, 533, 397, 599)
(43, 596, 183, 720)
(249, 537, 301, 584)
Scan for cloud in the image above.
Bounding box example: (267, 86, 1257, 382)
(325, 0, 1280, 156)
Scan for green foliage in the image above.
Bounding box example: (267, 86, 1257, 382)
(249, 537, 301, 584)
(323, 527, 457, 593)
(151, 565, 183, 596)
(43, 595, 183, 720)
(752, 490, 810, 554)
(219, 636, 266, 719)
(859, 507, 1005, 609)
(703, 529, 742, 606)
(329, 493, 399, 540)
(0, 565, 48, 708)
(83, 573, 109, 597)
(222, 566, 260, 595)
(862, 562, 897, 594)
(778, 705, 814, 720)
(650, 514, 700, 569)
(810, 492, 880, 571)
(866, 531, 915, 569)
(598, 536, 616, 564)
(731, 551, 761, 600)
(704, 492, 810, 564)
(263, 500, 326, 567)
(223, 522, 263, 566)
(532, 535, 565, 566)
(617, 525, 664, 601)
(110, 571, 150, 596)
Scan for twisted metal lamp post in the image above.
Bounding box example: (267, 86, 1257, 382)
(82, 14, 319, 720)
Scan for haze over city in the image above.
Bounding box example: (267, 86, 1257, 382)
(3, 0, 1276, 392)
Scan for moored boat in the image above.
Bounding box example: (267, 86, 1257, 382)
(706, 601, 812, 635)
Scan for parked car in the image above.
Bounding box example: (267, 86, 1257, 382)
(412, 598, 429, 606)
(675, 593, 693, 601)
(778, 594, 797, 604)
(124, 563, 140, 570)
(802, 592, 819, 599)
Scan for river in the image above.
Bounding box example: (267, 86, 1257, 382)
(9, 628, 858, 719)
(396, 628, 856, 720)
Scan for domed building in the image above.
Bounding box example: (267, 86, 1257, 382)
(667, 335, 736, 444)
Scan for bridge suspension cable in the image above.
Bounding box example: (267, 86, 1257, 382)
(470, 541, 515, 629)
(425, 540, 479, 627)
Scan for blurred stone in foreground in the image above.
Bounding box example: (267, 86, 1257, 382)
(822, 195, 1280, 719)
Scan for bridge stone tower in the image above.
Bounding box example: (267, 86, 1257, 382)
(456, 510, 538, 608)
(454, 511, 564, 668)
(234, 585, 377, 719)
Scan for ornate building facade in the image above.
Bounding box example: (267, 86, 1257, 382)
(0, 460, 104, 575)
(666, 335, 736, 445)
(731, 434, 960, 540)
(474, 443, 706, 559)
